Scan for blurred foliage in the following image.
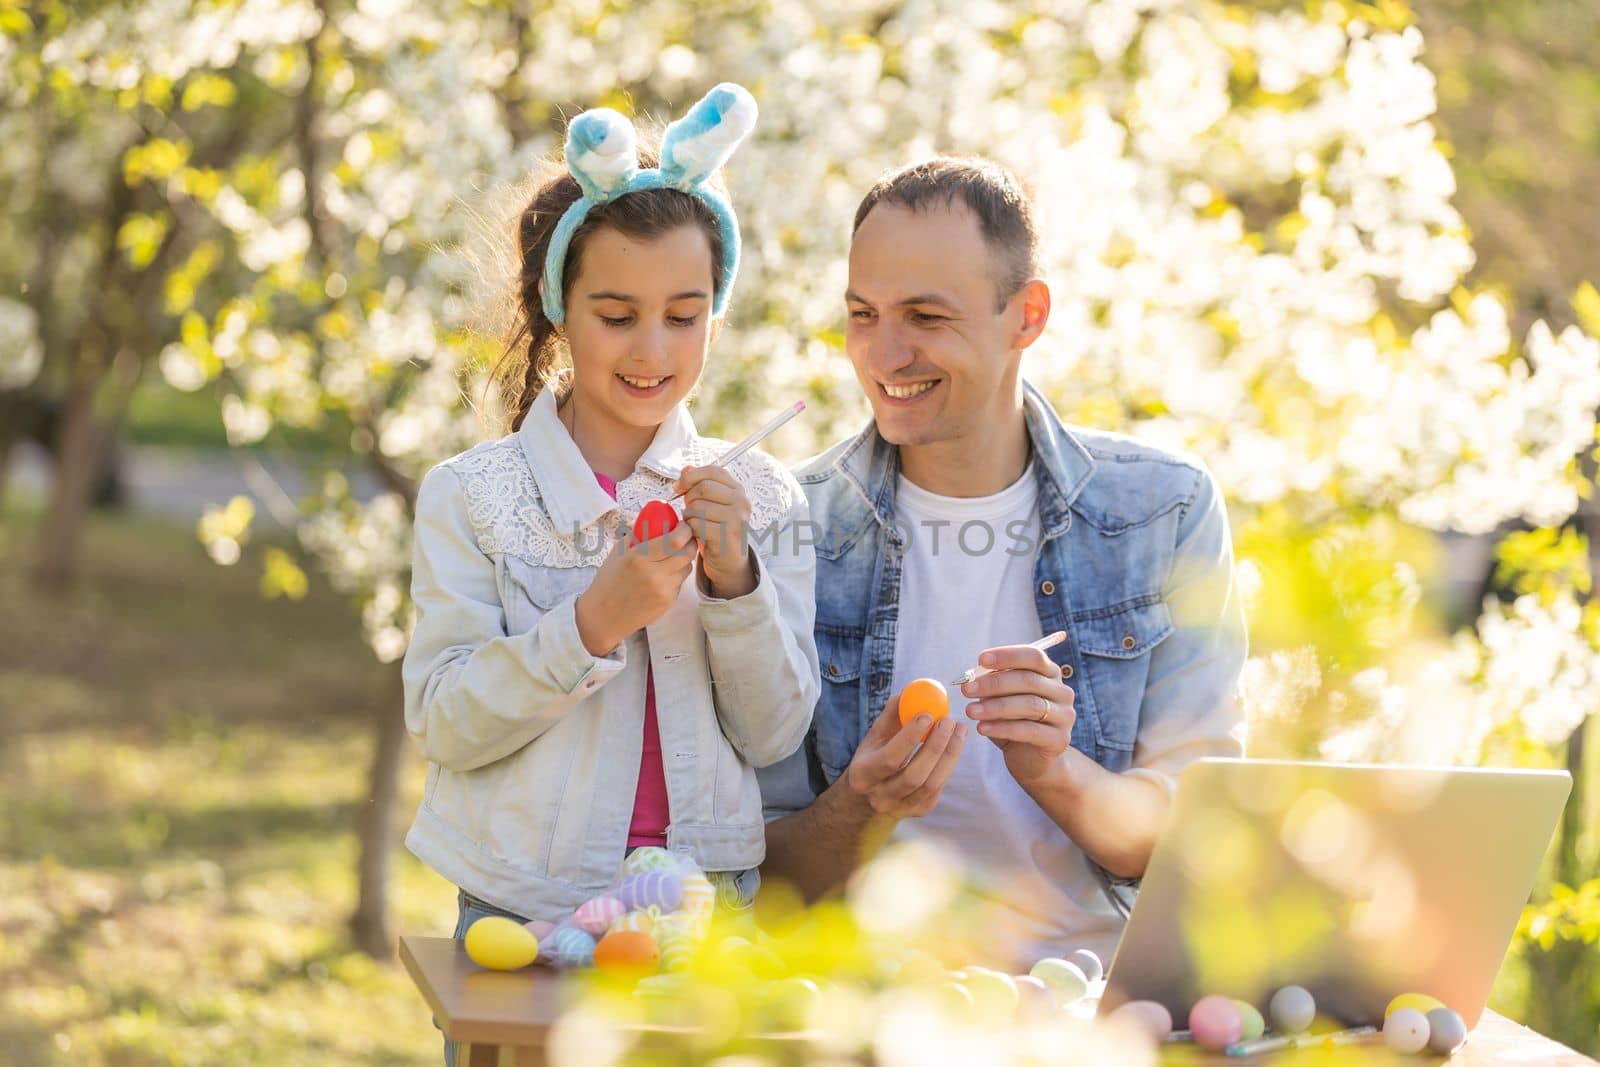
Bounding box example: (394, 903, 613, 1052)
(1495, 527, 1593, 602)
(1414, 0, 1600, 331)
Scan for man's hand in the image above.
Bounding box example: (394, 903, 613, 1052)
(961, 643, 1076, 789)
(676, 464, 757, 599)
(842, 691, 968, 817)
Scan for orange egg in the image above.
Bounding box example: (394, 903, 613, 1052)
(593, 930, 661, 976)
(898, 677, 949, 740)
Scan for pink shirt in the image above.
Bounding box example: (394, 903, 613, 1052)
(592, 472, 670, 847)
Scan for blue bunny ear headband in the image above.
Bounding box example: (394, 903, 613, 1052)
(542, 82, 757, 326)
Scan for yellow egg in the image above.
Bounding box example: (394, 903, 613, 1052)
(1385, 993, 1445, 1019)
(464, 916, 540, 970)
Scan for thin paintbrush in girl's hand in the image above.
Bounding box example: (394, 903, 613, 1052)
(668, 400, 806, 501)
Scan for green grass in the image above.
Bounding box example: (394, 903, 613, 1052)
(0, 509, 458, 1066)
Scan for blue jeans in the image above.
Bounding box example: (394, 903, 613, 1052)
(439, 869, 759, 1065)
(441, 890, 529, 1067)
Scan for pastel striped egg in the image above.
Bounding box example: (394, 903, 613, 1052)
(680, 871, 716, 917)
(609, 907, 660, 936)
(620, 847, 679, 878)
(572, 894, 627, 936)
(546, 927, 596, 968)
(655, 916, 696, 972)
(617, 871, 683, 912)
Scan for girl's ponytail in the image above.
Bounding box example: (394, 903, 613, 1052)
(495, 170, 583, 432)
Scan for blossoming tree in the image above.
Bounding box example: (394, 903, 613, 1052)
(11, 0, 1598, 1026)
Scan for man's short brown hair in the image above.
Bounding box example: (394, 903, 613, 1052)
(852, 156, 1039, 311)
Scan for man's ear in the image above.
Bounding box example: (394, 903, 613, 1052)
(1011, 278, 1051, 351)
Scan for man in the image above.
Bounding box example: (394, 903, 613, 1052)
(759, 157, 1247, 968)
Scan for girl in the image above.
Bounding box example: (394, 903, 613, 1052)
(401, 83, 819, 1001)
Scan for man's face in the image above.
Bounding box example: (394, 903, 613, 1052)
(845, 201, 1028, 448)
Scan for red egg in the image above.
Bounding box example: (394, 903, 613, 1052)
(632, 500, 680, 543)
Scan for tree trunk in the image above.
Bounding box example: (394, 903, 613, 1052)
(31, 347, 142, 587)
(350, 673, 409, 959)
(0, 392, 21, 513)
(31, 377, 103, 587)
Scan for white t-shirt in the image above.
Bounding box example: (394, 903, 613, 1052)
(890, 463, 1126, 970)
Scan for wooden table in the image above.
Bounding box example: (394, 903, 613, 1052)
(401, 936, 1597, 1065)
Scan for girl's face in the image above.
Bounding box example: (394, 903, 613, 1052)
(563, 223, 716, 432)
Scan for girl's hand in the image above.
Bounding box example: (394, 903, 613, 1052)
(676, 465, 756, 599)
(575, 522, 696, 656)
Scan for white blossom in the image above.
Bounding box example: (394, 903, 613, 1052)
(42, 0, 1598, 717)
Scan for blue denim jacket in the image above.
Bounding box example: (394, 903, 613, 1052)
(760, 381, 1246, 814)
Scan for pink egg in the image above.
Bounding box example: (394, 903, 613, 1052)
(573, 894, 627, 936)
(523, 919, 557, 939)
(1188, 994, 1244, 1051)
(1109, 1000, 1173, 1043)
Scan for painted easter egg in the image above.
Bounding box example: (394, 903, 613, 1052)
(1268, 985, 1316, 1034)
(594, 930, 661, 976)
(1012, 975, 1055, 1017)
(962, 969, 1020, 1016)
(1384, 1008, 1431, 1054)
(1028, 958, 1089, 1004)
(1386, 992, 1445, 1018)
(679, 870, 716, 917)
(1426, 1008, 1467, 1054)
(1189, 995, 1244, 1051)
(616, 871, 684, 912)
(523, 918, 557, 940)
(655, 915, 696, 972)
(632, 500, 680, 543)
(620, 846, 679, 878)
(546, 927, 596, 967)
(898, 678, 949, 739)
(1109, 1000, 1173, 1043)
(765, 977, 822, 1029)
(573, 894, 627, 936)
(608, 907, 660, 937)
(1067, 948, 1104, 983)
(463, 916, 539, 970)
(1235, 1000, 1266, 1042)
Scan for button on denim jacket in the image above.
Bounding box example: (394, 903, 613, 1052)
(760, 381, 1246, 818)
(402, 384, 819, 920)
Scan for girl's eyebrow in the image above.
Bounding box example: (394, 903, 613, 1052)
(586, 290, 709, 302)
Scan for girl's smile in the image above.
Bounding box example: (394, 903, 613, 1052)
(615, 372, 675, 398)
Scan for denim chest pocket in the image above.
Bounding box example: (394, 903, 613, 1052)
(500, 558, 595, 634)
(1074, 596, 1173, 752)
(814, 626, 866, 780)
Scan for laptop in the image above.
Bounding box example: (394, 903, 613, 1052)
(1101, 758, 1571, 1028)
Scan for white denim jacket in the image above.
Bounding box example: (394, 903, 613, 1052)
(402, 384, 819, 920)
